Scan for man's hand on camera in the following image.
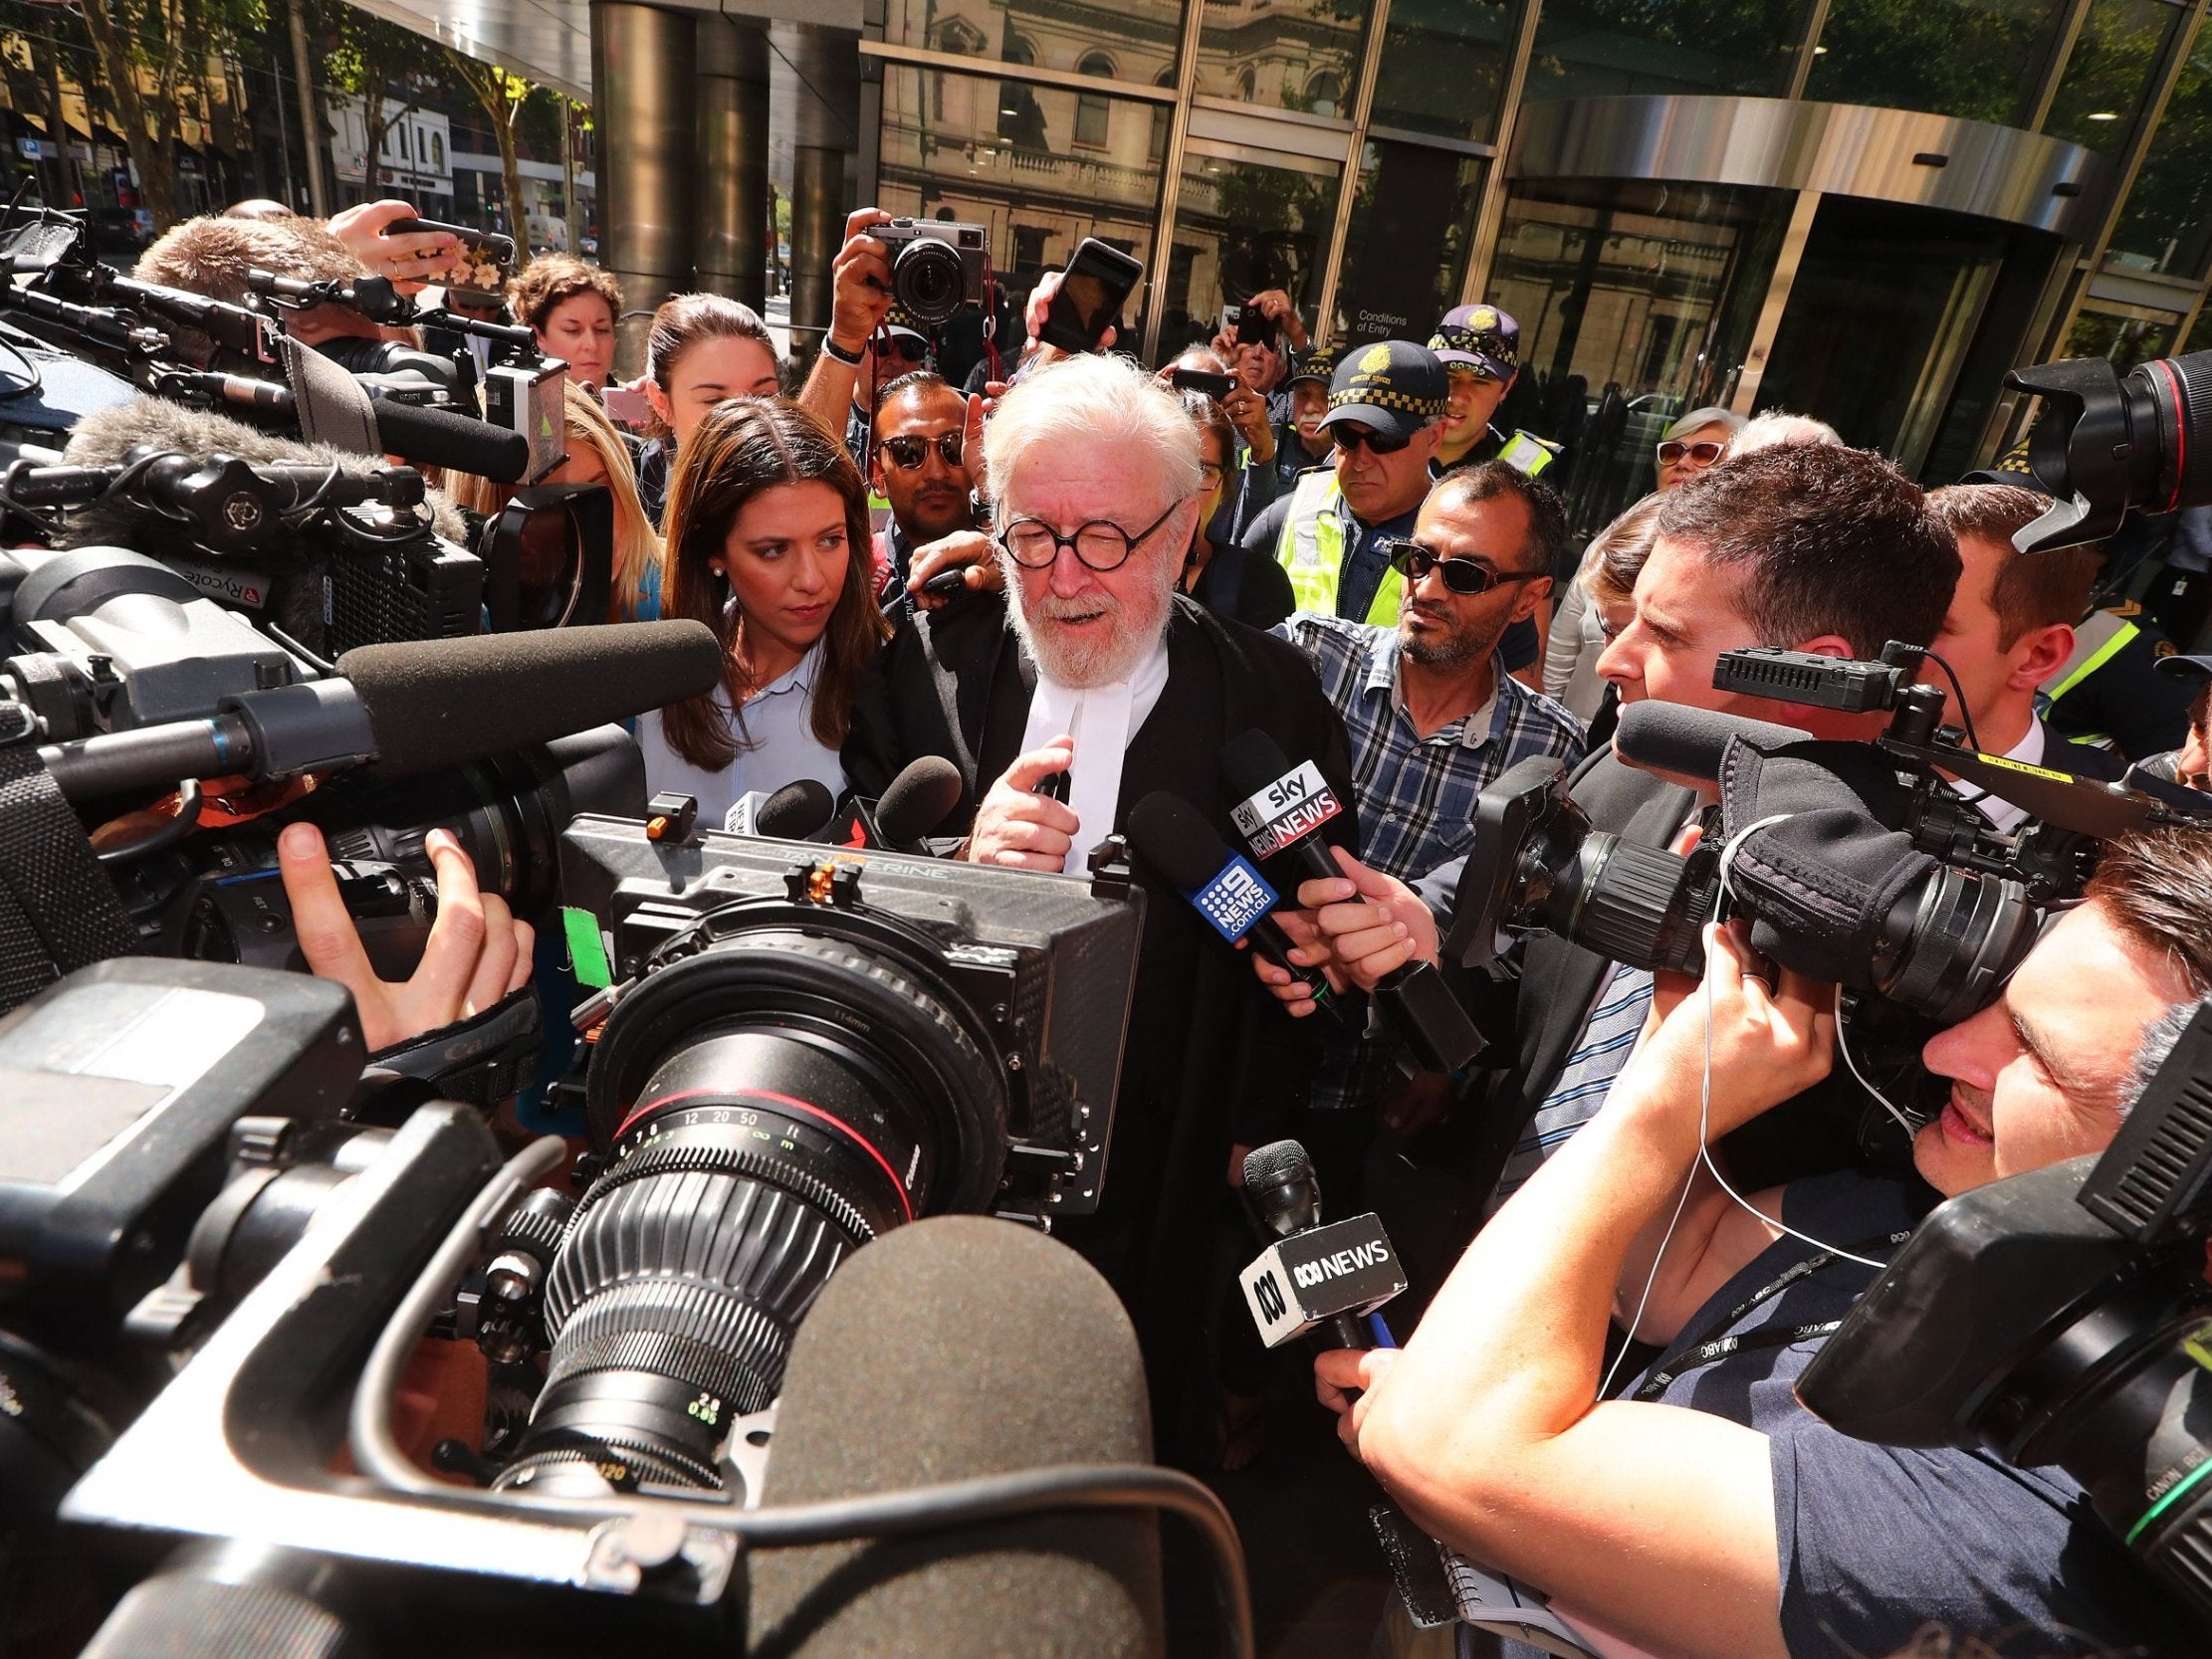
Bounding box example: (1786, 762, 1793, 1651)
(966, 738, 1079, 871)
(278, 822, 534, 1052)
(1315, 1348, 1401, 1455)
(827, 209, 895, 357)
(1297, 848, 1438, 989)
(908, 528, 1002, 610)
(328, 200, 455, 295)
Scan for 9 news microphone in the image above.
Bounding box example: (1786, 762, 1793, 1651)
(1219, 729, 1482, 1071)
(1239, 1139, 1404, 1351)
(1125, 790, 1341, 1020)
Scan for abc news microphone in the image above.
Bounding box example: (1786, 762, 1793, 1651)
(1218, 730, 1484, 1073)
(1237, 1140, 1405, 1350)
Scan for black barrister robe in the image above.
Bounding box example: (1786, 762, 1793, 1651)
(844, 593, 1356, 1458)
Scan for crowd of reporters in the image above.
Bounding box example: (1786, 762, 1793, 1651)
(51, 185, 2212, 1657)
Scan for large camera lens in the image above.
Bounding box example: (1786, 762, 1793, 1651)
(496, 913, 1010, 1496)
(1541, 832, 1715, 977)
(2008, 349, 2212, 551)
(893, 238, 966, 326)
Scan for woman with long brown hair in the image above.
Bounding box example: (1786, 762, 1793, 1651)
(639, 398, 890, 829)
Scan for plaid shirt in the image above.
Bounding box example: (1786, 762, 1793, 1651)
(1277, 612, 1586, 1110)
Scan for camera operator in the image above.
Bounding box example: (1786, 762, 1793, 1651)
(1922, 484, 2127, 825)
(133, 215, 391, 369)
(1319, 825, 2210, 1659)
(793, 209, 936, 465)
(1214, 288, 1308, 423)
(1261, 444, 1960, 1205)
(842, 349, 1353, 1458)
(273, 823, 537, 1053)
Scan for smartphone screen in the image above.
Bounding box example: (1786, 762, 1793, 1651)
(602, 385, 654, 428)
(1039, 239, 1144, 354)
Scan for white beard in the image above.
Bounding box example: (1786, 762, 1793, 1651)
(998, 545, 1175, 689)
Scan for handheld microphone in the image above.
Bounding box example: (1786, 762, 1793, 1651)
(745, 777, 838, 840)
(827, 755, 966, 853)
(1218, 730, 1483, 1071)
(1238, 1140, 1404, 1351)
(1125, 791, 1340, 1020)
(1614, 700, 1814, 784)
(38, 619, 725, 800)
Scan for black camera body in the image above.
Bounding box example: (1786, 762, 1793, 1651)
(874, 218, 990, 325)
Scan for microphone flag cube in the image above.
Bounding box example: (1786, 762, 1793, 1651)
(1228, 759, 1345, 861)
(1239, 1212, 1406, 1348)
(1184, 853, 1278, 945)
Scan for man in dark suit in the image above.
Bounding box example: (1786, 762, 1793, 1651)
(1925, 482, 2129, 808)
(843, 350, 1354, 1460)
(1260, 441, 1963, 1206)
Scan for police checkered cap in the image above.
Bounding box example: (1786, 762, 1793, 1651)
(1430, 304, 1519, 380)
(1321, 340, 1447, 442)
(1287, 344, 1340, 388)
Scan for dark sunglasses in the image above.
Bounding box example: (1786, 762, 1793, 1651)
(1385, 539, 1543, 596)
(1330, 422, 1414, 456)
(873, 334, 929, 363)
(878, 431, 965, 471)
(1657, 438, 1726, 468)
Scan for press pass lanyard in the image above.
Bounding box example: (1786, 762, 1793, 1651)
(1629, 1228, 1912, 1403)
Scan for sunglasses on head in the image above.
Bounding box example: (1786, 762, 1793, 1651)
(1658, 438, 1726, 468)
(1384, 538, 1543, 596)
(873, 334, 929, 363)
(1330, 423, 1414, 456)
(878, 431, 965, 471)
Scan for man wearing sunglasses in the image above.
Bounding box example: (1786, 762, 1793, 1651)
(1241, 340, 1450, 630)
(1655, 406, 1744, 492)
(868, 370, 983, 610)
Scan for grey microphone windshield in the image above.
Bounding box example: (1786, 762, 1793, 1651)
(872, 754, 964, 848)
(746, 1217, 1166, 1659)
(1613, 700, 1814, 784)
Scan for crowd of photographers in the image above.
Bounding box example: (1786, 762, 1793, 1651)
(68, 190, 2212, 1656)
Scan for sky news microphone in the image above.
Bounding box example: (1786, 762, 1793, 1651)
(38, 620, 724, 801)
(1126, 790, 1341, 1021)
(1238, 1140, 1404, 1351)
(1219, 729, 1482, 1071)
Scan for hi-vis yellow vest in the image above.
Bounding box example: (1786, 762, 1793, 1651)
(1274, 471, 1404, 626)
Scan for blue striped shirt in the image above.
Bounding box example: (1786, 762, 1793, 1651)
(1275, 612, 1586, 1112)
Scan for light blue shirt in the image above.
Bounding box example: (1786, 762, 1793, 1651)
(637, 640, 845, 830)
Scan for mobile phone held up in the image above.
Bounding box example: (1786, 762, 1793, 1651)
(1169, 368, 1236, 401)
(1038, 240, 1144, 355)
(1223, 303, 1280, 352)
(387, 217, 515, 304)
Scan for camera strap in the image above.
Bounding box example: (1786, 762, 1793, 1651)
(359, 983, 543, 1109)
(1628, 1227, 1911, 1403)
(0, 717, 140, 1014)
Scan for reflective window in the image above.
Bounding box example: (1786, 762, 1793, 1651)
(1486, 180, 1794, 534)
(1369, 0, 1515, 143)
(878, 0, 1183, 84)
(1523, 0, 1811, 104)
(1158, 149, 1340, 360)
(1196, 0, 1373, 114)
(2066, 307, 2182, 370)
(1331, 141, 1484, 346)
(1802, 0, 2072, 125)
(877, 66, 1163, 342)
(2108, 29, 2212, 278)
(2044, 0, 2187, 148)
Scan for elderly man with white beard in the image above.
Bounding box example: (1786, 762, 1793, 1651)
(844, 350, 1355, 1461)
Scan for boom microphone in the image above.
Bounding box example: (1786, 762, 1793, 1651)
(38, 619, 725, 799)
(1126, 790, 1340, 1020)
(746, 1216, 1168, 1658)
(1614, 700, 1815, 784)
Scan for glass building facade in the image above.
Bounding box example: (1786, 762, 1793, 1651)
(858, 0, 2212, 531)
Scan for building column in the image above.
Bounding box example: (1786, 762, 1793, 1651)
(789, 145, 844, 366)
(696, 18, 771, 311)
(590, 0, 699, 378)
